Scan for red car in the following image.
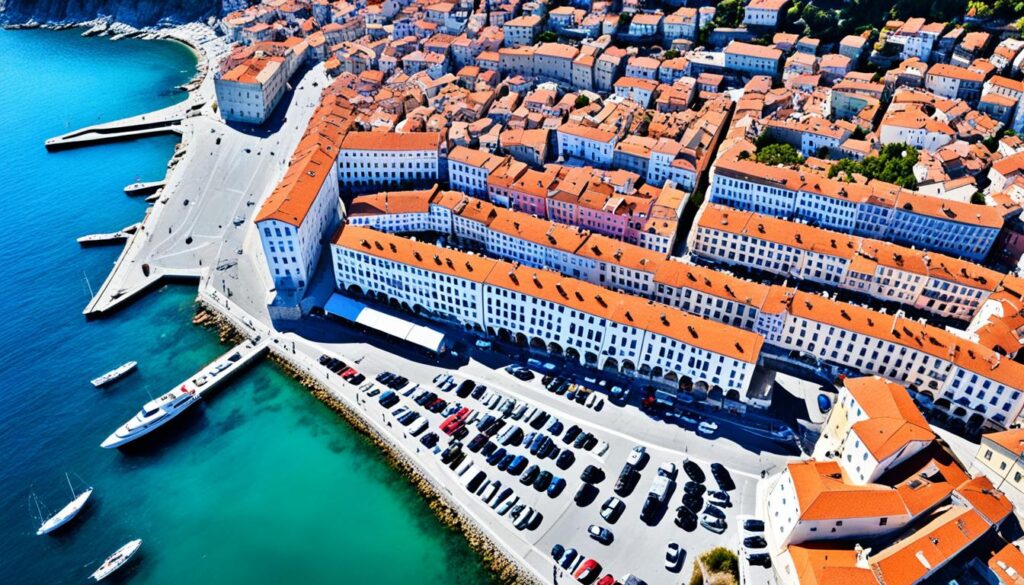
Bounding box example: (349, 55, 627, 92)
(595, 576, 617, 585)
(340, 368, 356, 378)
(574, 559, 603, 584)
(441, 408, 472, 435)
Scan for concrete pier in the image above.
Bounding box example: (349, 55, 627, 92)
(187, 338, 268, 398)
(44, 101, 193, 151)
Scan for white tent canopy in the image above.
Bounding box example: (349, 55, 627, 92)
(324, 294, 448, 353)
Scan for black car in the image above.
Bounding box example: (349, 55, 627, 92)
(747, 553, 772, 568)
(512, 369, 534, 381)
(426, 399, 447, 413)
(455, 380, 476, 398)
(703, 504, 726, 519)
(520, 464, 540, 485)
(556, 450, 576, 470)
(415, 391, 437, 406)
(581, 465, 605, 484)
(466, 471, 486, 493)
(452, 426, 470, 441)
(375, 371, 394, 383)
(681, 493, 703, 513)
(683, 460, 705, 483)
(581, 434, 598, 451)
(529, 412, 550, 430)
(562, 425, 582, 444)
(536, 437, 556, 459)
(743, 519, 765, 532)
(683, 481, 706, 496)
(447, 451, 466, 469)
(574, 482, 598, 506)
(500, 427, 524, 446)
(743, 536, 767, 549)
(487, 447, 508, 466)
(484, 418, 506, 438)
(480, 441, 497, 458)
(471, 384, 487, 400)
(533, 470, 553, 491)
(674, 506, 697, 531)
(420, 432, 439, 448)
(467, 433, 489, 453)
(441, 443, 462, 464)
(554, 381, 570, 395)
(614, 464, 638, 496)
(711, 463, 734, 490)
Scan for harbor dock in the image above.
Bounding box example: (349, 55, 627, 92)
(186, 338, 268, 398)
(44, 101, 195, 151)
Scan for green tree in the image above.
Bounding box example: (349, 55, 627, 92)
(756, 143, 805, 166)
(538, 30, 558, 43)
(663, 49, 680, 59)
(971, 191, 987, 205)
(574, 94, 590, 108)
(617, 13, 632, 28)
(851, 127, 867, 140)
(714, 0, 746, 28)
(828, 143, 919, 189)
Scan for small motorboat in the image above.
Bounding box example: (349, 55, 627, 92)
(90, 539, 142, 581)
(91, 361, 138, 387)
(35, 474, 92, 535)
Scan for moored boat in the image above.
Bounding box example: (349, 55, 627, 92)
(35, 474, 92, 535)
(101, 385, 199, 449)
(91, 361, 138, 387)
(90, 539, 142, 581)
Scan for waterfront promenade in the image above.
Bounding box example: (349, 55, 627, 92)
(80, 50, 328, 316)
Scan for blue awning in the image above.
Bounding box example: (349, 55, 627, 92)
(324, 293, 447, 353)
(324, 294, 365, 322)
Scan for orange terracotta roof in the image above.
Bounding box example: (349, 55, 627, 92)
(789, 460, 908, 521)
(341, 131, 441, 151)
(334, 225, 498, 283)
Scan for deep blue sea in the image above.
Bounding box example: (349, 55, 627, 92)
(0, 29, 495, 584)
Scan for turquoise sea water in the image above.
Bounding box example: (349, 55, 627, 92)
(0, 29, 496, 584)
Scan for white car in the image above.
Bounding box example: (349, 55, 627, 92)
(409, 418, 429, 436)
(627, 445, 646, 466)
(698, 421, 719, 435)
(594, 441, 610, 457)
(665, 543, 684, 571)
(658, 462, 677, 479)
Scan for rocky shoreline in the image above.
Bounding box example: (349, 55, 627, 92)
(3, 17, 211, 90)
(193, 304, 542, 585)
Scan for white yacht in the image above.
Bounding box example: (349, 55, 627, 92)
(101, 386, 199, 449)
(91, 361, 137, 387)
(35, 475, 92, 535)
(90, 539, 142, 581)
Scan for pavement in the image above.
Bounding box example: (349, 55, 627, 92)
(79, 34, 328, 316)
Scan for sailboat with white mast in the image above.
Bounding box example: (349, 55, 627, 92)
(35, 474, 92, 535)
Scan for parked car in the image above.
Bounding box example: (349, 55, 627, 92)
(507, 455, 528, 475)
(496, 495, 518, 516)
(419, 432, 439, 448)
(467, 433, 488, 453)
(711, 463, 734, 490)
(581, 465, 605, 484)
(533, 470, 553, 492)
(626, 445, 646, 466)
(700, 515, 726, 533)
(491, 487, 513, 510)
(574, 483, 598, 506)
(497, 453, 515, 471)
(547, 476, 566, 497)
(658, 462, 677, 479)
(665, 543, 683, 572)
(683, 459, 705, 483)
(562, 425, 581, 444)
(600, 497, 625, 523)
(744, 536, 767, 549)
(556, 450, 576, 470)
(614, 464, 638, 496)
(588, 524, 613, 544)
(743, 519, 765, 532)
(520, 464, 540, 485)
(747, 552, 771, 567)
(486, 447, 508, 466)
(574, 559, 603, 584)
(559, 548, 578, 569)
(409, 418, 428, 436)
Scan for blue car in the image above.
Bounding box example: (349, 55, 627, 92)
(487, 447, 508, 466)
(560, 548, 578, 569)
(507, 455, 528, 475)
(547, 420, 564, 436)
(497, 453, 516, 471)
(547, 476, 566, 497)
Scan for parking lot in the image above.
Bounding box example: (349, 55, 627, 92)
(306, 336, 789, 585)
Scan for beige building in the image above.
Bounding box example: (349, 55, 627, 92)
(971, 429, 1024, 514)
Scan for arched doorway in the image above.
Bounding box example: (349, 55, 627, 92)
(547, 341, 564, 355)
(530, 336, 546, 350)
(603, 357, 619, 371)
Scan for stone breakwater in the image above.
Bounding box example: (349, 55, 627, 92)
(193, 303, 542, 585)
